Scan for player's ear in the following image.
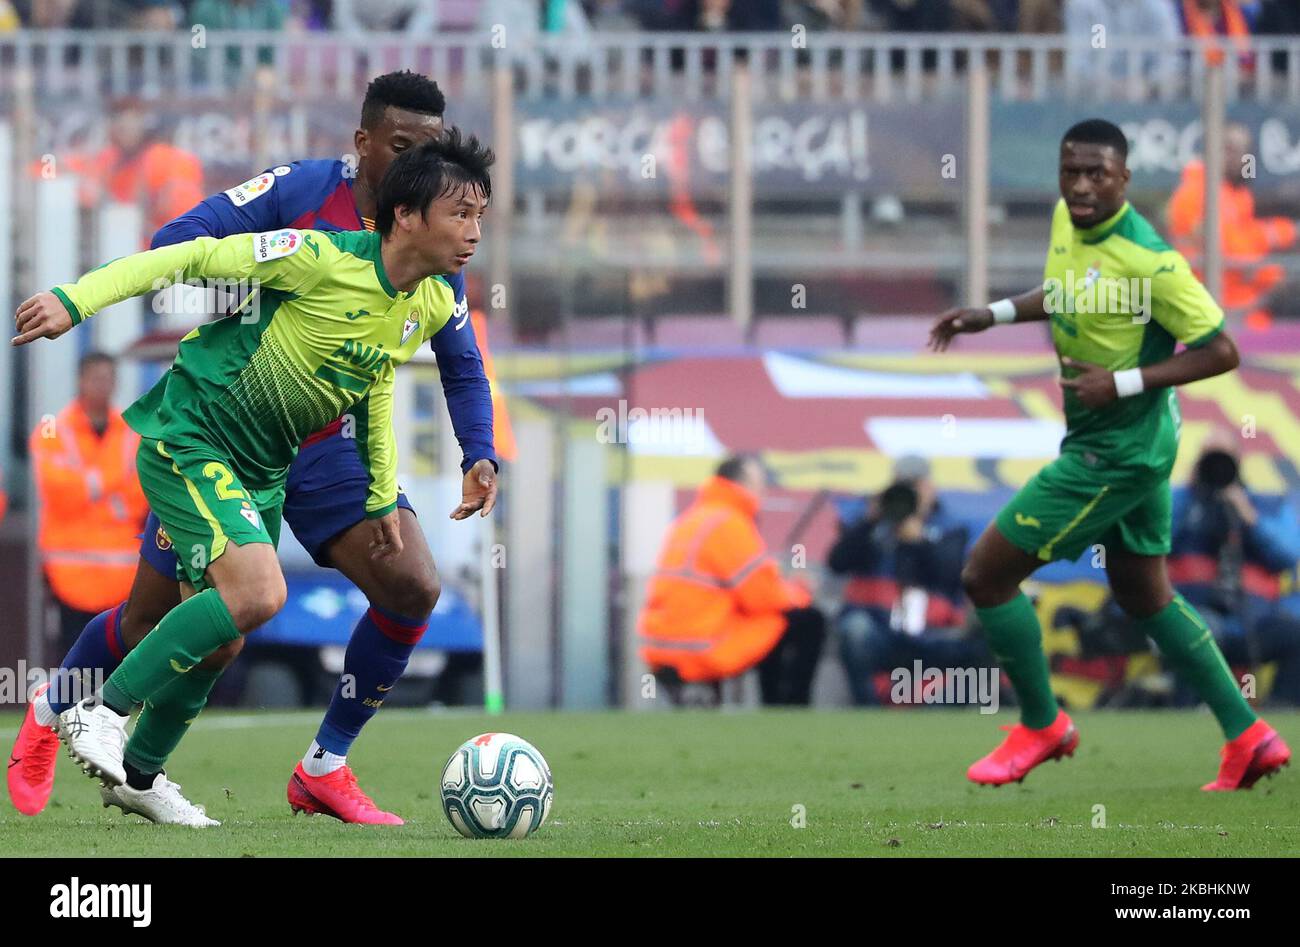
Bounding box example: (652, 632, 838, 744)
(354, 127, 367, 160)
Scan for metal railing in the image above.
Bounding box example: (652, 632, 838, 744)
(3, 31, 1300, 104)
(1, 30, 1283, 318)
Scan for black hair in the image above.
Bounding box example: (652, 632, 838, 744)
(78, 351, 114, 375)
(1061, 118, 1129, 162)
(716, 453, 763, 483)
(375, 128, 494, 236)
(361, 70, 446, 129)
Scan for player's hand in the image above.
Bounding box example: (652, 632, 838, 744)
(12, 292, 73, 346)
(928, 307, 995, 352)
(450, 459, 498, 520)
(1058, 357, 1117, 408)
(368, 509, 403, 560)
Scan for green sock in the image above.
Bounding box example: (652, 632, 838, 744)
(101, 588, 240, 712)
(123, 667, 222, 774)
(1140, 594, 1257, 740)
(976, 592, 1059, 729)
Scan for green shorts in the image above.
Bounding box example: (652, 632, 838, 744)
(995, 449, 1172, 563)
(136, 437, 283, 589)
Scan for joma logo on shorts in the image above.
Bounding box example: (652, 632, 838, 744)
(1014, 513, 1042, 529)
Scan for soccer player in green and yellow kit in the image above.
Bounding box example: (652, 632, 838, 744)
(929, 119, 1290, 791)
(11, 131, 493, 791)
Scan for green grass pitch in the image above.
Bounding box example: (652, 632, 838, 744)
(1, 708, 1296, 857)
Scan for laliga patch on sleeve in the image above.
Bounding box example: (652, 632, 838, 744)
(224, 172, 276, 206)
(253, 229, 303, 262)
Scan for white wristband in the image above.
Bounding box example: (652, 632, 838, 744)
(988, 298, 1017, 324)
(1113, 368, 1145, 398)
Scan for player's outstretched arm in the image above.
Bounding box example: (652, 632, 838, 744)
(14, 238, 237, 343)
(928, 286, 1047, 352)
(13, 230, 326, 346)
(1061, 333, 1239, 410)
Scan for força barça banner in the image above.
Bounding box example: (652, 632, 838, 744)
(28, 94, 1300, 202)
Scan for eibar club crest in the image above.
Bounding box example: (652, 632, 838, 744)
(1083, 261, 1102, 289)
(402, 311, 420, 344)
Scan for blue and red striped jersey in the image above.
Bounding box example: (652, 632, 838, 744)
(151, 159, 495, 473)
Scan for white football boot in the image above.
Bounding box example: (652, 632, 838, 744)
(55, 698, 128, 786)
(101, 774, 220, 827)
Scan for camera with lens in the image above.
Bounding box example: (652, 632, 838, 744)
(1194, 449, 1239, 494)
(1190, 449, 1243, 552)
(871, 480, 925, 586)
(877, 481, 919, 525)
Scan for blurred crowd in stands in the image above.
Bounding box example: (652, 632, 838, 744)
(639, 443, 1300, 712)
(822, 442, 1300, 712)
(2, 1, 1299, 39)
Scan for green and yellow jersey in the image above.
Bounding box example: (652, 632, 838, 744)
(1043, 198, 1224, 470)
(52, 227, 456, 519)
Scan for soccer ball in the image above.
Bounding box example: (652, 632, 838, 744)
(439, 732, 554, 839)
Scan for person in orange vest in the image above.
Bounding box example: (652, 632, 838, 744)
(1177, 0, 1257, 68)
(639, 454, 826, 706)
(30, 352, 150, 651)
(1167, 122, 1297, 329)
(60, 97, 205, 245)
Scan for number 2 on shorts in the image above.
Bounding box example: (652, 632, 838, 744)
(202, 461, 246, 501)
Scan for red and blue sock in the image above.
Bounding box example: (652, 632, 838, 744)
(48, 603, 128, 715)
(306, 606, 427, 771)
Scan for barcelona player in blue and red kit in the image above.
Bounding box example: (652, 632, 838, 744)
(8, 72, 495, 825)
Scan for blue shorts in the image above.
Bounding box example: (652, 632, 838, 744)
(139, 429, 416, 576)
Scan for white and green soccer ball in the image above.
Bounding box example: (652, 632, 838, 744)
(440, 732, 553, 839)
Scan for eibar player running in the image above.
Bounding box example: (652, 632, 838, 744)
(928, 118, 1290, 791)
(6, 72, 496, 827)
(11, 132, 495, 815)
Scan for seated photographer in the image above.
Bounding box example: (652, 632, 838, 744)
(1168, 428, 1300, 706)
(638, 454, 826, 707)
(828, 456, 987, 706)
